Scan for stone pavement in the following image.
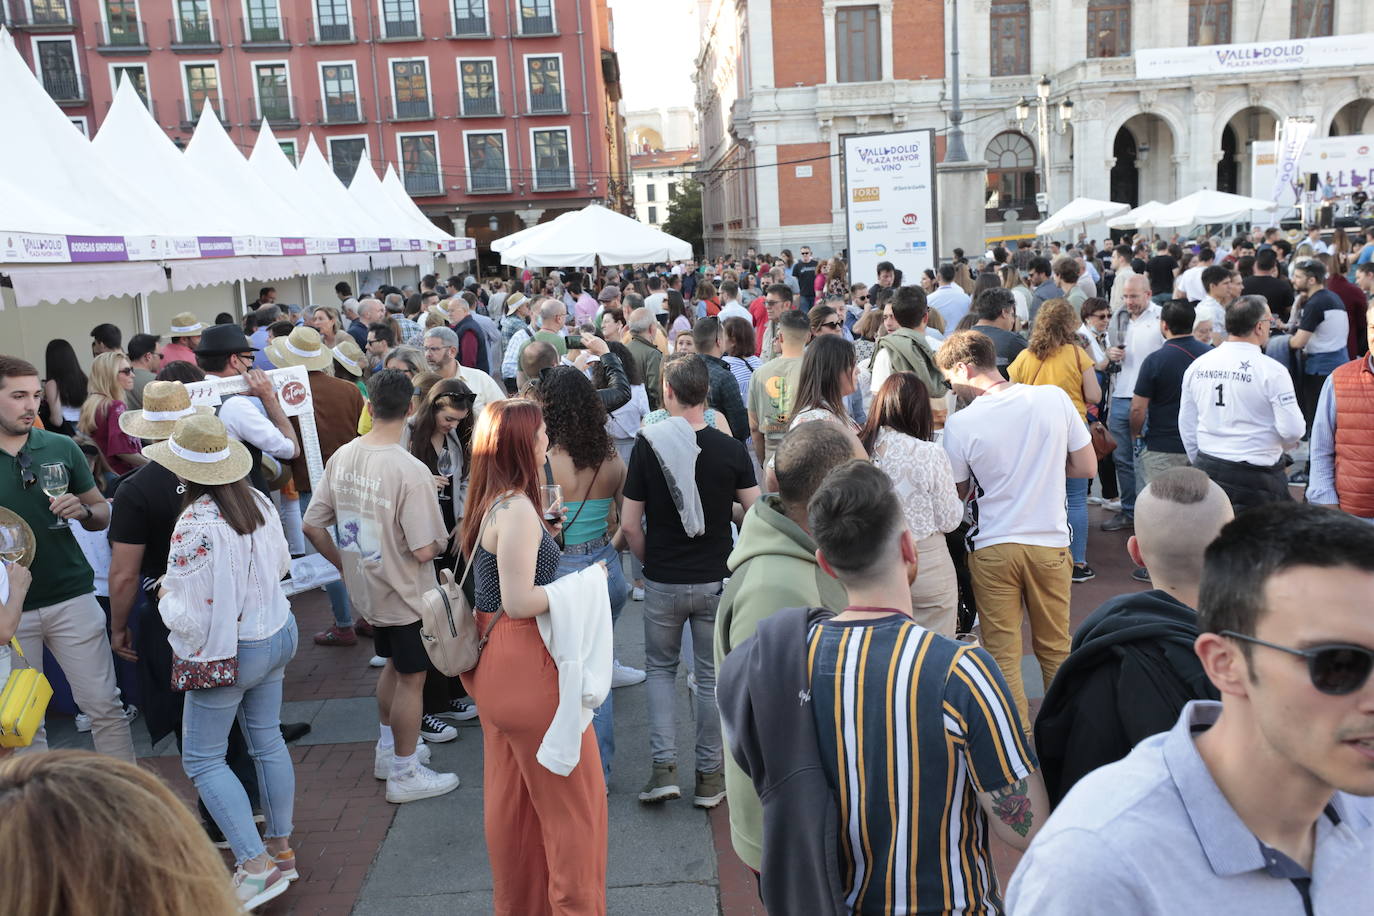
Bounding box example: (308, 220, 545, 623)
(41, 500, 1182, 915)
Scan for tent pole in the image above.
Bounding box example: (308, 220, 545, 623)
(135, 292, 151, 334)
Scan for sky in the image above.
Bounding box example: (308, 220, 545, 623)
(607, 0, 698, 112)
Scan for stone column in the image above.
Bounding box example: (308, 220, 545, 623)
(938, 159, 989, 258)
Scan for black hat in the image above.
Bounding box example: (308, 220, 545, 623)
(195, 323, 258, 355)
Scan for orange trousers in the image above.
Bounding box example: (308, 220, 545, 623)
(462, 611, 608, 916)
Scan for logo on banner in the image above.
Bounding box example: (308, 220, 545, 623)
(280, 381, 309, 408)
(874, 243, 887, 256)
(852, 187, 880, 203)
(855, 219, 888, 231)
(902, 213, 918, 225)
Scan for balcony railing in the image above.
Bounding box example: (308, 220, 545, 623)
(169, 16, 220, 48)
(6, 0, 76, 30)
(42, 71, 88, 104)
(309, 15, 353, 42)
(451, 14, 485, 36)
(528, 89, 563, 114)
(468, 166, 508, 193)
(379, 13, 419, 39)
(241, 15, 290, 45)
(402, 169, 442, 197)
(177, 98, 230, 130)
(519, 12, 554, 34)
(98, 18, 148, 50)
(252, 94, 298, 128)
(457, 90, 499, 117)
(534, 167, 572, 191)
(387, 94, 432, 121)
(316, 95, 366, 124)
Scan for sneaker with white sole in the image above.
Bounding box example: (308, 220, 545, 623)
(368, 655, 386, 668)
(1103, 498, 1123, 512)
(611, 661, 646, 688)
(441, 698, 479, 721)
(632, 586, 645, 601)
(637, 761, 680, 803)
(373, 741, 432, 779)
(271, 849, 299, 881)
(233, 864, 289, 911)
(420, 713, 459, 743)
(1086, 495, 1105, 506)
(693, 769, 726, 808)
(386, 763, 460, 804)
(74, 704, 136, 733)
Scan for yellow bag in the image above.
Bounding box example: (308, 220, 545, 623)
(0, 637, 53, 748)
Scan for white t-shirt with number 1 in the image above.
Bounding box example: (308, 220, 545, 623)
(1179, 340, 1306, 466)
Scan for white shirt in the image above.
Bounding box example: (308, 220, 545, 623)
(718, 301, 752, 323)
(1109, 265, 1135, 314)
(1194, 296, 1227, 341)
(1116, 304, 1165, 394)
(942, 383, 1091, 550)
(645, 292, 667, 316)
(928, 284, 971, 328)
(452, 364, 506, 419)
(1179, 341, 1305, 465)
(219, 393, 296, 460)
(872, 429, 964, 541)
(1177, 265, 1208, 301)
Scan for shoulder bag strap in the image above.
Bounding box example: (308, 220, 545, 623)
(556, 459, 602, 549)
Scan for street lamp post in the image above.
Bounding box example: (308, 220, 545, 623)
(945, 0, 967, 162)
(1016, 75, 1073, 216)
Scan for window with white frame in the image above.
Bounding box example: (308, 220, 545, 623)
(381, 0, 418, 38)
(245, 0, 283, 41)
(35, 39, 81, 102)
(834, 5, 880, 83)
(518, 0, 553, 34)
(646, 184, 655, 202)
(531, 127, 571, 190)
(182, 62, 221, 119)
(526, 55, 562, 113)
(112, 64, 149, 106)
(648, 206, 657, 224)
(452, 0, 485, 35)
(458, 58, 498, 115)
(320, 62, 360, 121)
(465, 132, 508, 191)
(278, 139, 297, 164)
(102, 0, 142, 46)
(30, 0, 72, 25)
(329, 136, 367, 184)
(390, 59, 430, 118)
(175, 0, 213, 42)
(399, 133, 441, 195)
(255, 62, 292, 121)
(314, 0, 350, 40)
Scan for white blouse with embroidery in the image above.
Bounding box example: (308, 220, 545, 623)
(159, 490, 292, 662)
(871, 428, 965, 540)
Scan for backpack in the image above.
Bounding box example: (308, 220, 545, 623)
(417, 493, 507, 675)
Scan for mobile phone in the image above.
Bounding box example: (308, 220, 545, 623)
(566, 335, 585, 349)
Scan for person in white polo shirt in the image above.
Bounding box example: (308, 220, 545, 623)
(1102, 274, 1164, 532)
(1179, 296, 1305, 513)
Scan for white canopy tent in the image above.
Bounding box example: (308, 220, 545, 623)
(1036, 198, 1130, 237)
(490, 210, 576, 254)
(1151, 190, 1279, 228)
(1106, 200, 1170, 230)
(495, 204, 693, 268)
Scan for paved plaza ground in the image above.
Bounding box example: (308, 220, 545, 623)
(44, 500, 1201, 915)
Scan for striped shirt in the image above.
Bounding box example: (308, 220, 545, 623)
(807, 614, 1037, 915)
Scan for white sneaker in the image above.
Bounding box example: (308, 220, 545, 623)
(632, 586, 645, 601)
(1086, 495, 1105, 506)
(1103, 499, 1123, 512)
(420, 713, 459, 743)
(233, 864, 290, 911)
(374, 741, 432, 779)
(368, 655, 386, 668)
(74, 713, 91, 733)
(612, 661, 646, 688)
(386, 763, 460, 804)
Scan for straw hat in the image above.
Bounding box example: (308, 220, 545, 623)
(265, 325, 333, 372)
(0, 507, 36, 567)
(142, 414, 252, 486)
(168, 312, 206, 337)
(118, 381, 212, 440)
(425, 305, 451, 327)
(504, 291, 528, 315)
(332, 337, 365, 376)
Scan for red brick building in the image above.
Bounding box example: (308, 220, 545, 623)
(5, 0, 631, 265)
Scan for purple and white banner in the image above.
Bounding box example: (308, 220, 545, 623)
(1136, 33, 1374, 80)
(67, 236, 129, 262)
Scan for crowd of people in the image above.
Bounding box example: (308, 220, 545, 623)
(1, 222, 1372, 913)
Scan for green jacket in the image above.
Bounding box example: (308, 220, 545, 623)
(626, 334, 663, 411)
(871, 326, 945, 395)
(713, 495, 848, 870)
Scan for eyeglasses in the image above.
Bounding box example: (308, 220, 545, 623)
(1221, 630, 1374, 696)
(855, 295, 869, 301)
(1091, 312, 1110, 319)
(820, 321, 842, 330)
(15, 449, 35, 489)
(117, 367, 134, 376)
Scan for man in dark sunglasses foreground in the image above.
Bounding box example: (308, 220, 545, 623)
(1008, 501, 1374, 914)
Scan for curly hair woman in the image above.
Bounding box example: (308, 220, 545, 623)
(1008, 298, 1101, 580)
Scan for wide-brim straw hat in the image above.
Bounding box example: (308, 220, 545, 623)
(0, 507, 36, 567)
(426, 305, 451, 327)
(168, 312, 206, 337)
(143, 414, 253, 486)
(505, 291, 528, 315)
(266, 325, 333, 372)
(119, 381, 212, 440)
(332, 338, 365, 376)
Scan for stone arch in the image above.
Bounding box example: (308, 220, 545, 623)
(984, 130, 1038, 221)
(1327, 97, 1374, 136)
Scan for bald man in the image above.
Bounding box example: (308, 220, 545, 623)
(1034, 467, 1232, 804)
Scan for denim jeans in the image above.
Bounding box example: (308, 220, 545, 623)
(299, 489, 354, 627)
(642, 578, 723, 774)
(1108, 396, 1138, 518)
(182, 616, 299, 866)
(555, 538, 627, 784)
(1066, 476, 1088, 565)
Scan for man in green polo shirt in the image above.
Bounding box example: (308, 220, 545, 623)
(0, 355, 134, 761)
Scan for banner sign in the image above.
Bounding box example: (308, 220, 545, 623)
(1252, 134, 1374, 211)
(1136, 33, 1374, 80)
(184, 365, 323, 490)
(1, 231, 457, 265)
(843, 128, 938, 286)
(1269, 117, 1317, 216)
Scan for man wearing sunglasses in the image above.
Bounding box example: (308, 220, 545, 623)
(1008, 502, 1374, 913)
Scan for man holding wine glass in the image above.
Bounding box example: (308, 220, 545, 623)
(0, 355, 135, 761)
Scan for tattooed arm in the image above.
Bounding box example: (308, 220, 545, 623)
(977, 771, 1050, 851)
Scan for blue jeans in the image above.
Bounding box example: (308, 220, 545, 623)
(182, 617, 299, 866)
(299, 489, 354, 627)
(1066, 476, 1088, 565)
(642, 578, 723, 773)
(1108, 396, 1138, 518)
(556, 538, 627, 783)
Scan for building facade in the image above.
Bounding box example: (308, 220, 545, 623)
(5, 0, 631, 265)
(629, 147, 697, 228)
(697, 0, 1374, 260)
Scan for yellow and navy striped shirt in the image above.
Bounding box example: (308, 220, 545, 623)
(807, 614, 1037, 915)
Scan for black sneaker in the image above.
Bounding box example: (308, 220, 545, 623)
(1071, 564, 1096, 583)
(420, 713, 459, 743)
(442, 699, 479, 722)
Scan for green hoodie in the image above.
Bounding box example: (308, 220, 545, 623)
(714, 494, 848, 870)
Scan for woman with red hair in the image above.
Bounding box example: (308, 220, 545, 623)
(459, 399, 607, 915)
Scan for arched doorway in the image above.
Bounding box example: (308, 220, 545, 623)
(1329, 99, 1374, 136)
(1110, 127, 1138, 208)
(1115, 113, 1176, 204)
(1216, 124, 1239, 193)
(984, 131, 1038, 222)
(1220, 106, 1278, 196)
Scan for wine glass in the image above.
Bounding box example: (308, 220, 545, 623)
(40, 463, 69, 530)
(540, 484, 563, 525)
(436, 449, 453, 502)
(0, 522, 30, 566)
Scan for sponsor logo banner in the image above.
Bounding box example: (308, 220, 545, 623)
(843, 129, 938, 285)
(1136, 33, 1374, 79)
(67, 235, 129, 263)
(196, 236, 235, 258)
(3, 234, 70, 262)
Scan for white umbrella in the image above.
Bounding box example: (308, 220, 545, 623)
(1152, 190, 1278, 228)
(1036, 198, 1130, 237)
(497, 204, 693, 268)
(1107, 200, 1169, 230)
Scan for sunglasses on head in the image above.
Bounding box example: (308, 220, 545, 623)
(1222, 630, 1374, 696)
(15, 449, 35, 488)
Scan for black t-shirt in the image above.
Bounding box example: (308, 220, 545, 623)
(1242, 275, 1296, 322)
(1133, 337, 1212, 453)
(109, 461, 185, 580)
(1144, 255, 1178, 296)
(623, 426, 756, 584)
(793, 260, 818, 299)
(971, 325, 1027, 379)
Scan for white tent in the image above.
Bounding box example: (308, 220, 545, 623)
(490, 210, 578, 253)
(1036, 198, 1130, 237)
(1152, 190, 1278, 228)
(1106, 200, 1170, 230)
(496, 204, 693, 267)
(349, 161, 449, 245)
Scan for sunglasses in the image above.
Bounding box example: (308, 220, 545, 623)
(15, 449, 35, 489)
(1091, 312, 1110, 319)
(1222, 630, 1374, 696)
(855, 295, 869, 301)
(820, 321, 842, 330)
(118, 367, 134, 376)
